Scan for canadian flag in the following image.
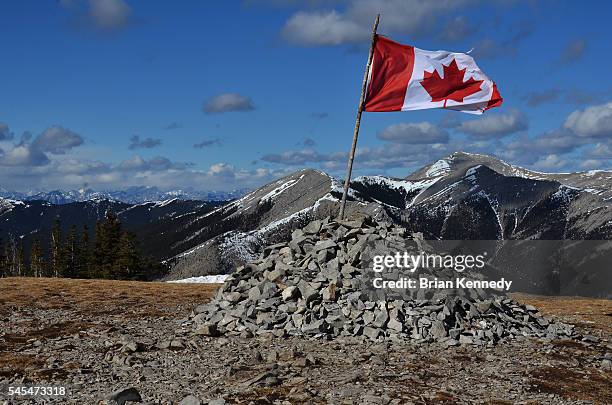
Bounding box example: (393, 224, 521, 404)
(365, 35, 502, 114)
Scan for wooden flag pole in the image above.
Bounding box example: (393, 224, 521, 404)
(338, 14, 380, 220)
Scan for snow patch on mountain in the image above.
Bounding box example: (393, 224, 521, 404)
(353, 175, 439, 194)
(464, 165, 483, 179)
(259, 176, 302, 202)
(257, 193, 337, 235)
(330, 177, 359, 199)
(426, 159, 451, 177)
(218, 231, 262, 263)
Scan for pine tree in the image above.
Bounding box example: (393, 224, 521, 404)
(30, 237, 46, 278)
(114, 231, 141, 279)
(93, 211, 122, 278)
(91, 221, 103, 278)
(50, 217, 62, 277)
(6, 234, 17, 277)
(16, 241, 25, 277)
(61, 225, 78, 278)
(77, 225, 90, 278)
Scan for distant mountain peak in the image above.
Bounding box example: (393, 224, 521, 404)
(0, 187, 249, 205)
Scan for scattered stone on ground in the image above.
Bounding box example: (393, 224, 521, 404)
(1, 253, 610, 403)
(194, 216, 576, 345)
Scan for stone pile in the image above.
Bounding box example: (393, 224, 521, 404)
(193, 216, 576, 345)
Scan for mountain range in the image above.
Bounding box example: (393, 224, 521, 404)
(0, 186, 248, 204)
(1, 152, 611, 296)
(161, 151, 612, 297)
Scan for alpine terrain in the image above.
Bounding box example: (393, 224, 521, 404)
(2, 152, 611, 296)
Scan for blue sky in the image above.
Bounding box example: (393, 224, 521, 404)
(1, 0, 611, 192)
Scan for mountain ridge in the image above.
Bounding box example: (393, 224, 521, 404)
(2, 152, 611, 296)
(0, 186, 249, 204)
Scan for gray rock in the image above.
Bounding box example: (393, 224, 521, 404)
(266, 269, 284, 282)
(387, 317, 403, 332)
(104, 387, 142, 405)
(459, 335, 474, 345)
(302, 319, 327, 334)
(313, 239, 337, 252)
(304, 220, 321, 234)
(195, 324, 219, 337)
(282, 286, 299, 301)
(179, 395, 201, 405)
(248, 286, 261, 301)
(582, 335, 599, 343)
(297, 280, 318, 304)
(429, 321, 447, 339)
(363, 326, 380, 340)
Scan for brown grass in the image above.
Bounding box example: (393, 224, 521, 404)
(0, 277, 219, 318)
(0, 352, 46, 378)
(528, 365, 612, 403)
(511, 293, 612, 336)
(0, 277, 220, 381)
(1, 278, 611, 396)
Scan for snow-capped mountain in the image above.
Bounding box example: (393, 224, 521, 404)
(0, 186, 249, 204)
(159, 152, 611, 297)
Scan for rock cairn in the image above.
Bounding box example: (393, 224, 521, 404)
(193, 216, 575, 345)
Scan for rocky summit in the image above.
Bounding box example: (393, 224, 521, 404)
(193, 216, 576, 346)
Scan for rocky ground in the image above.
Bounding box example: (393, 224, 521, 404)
(0, 277, 611, 404)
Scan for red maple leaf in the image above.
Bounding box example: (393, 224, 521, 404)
(421, 59, 483, 107)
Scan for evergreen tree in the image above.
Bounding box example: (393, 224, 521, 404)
(92, 211, 122, 278)
(61, 225, 78, 278)
(75, 211, 166, 281)
(114, 231, 141, 279)
(30, 237, 46, 278)
(50, 217, 62, 277)
(91, 221, 103, 278)
(77, 225, 90, 278)
(5, 234, 17, 277)
(16, 241, 25, 277)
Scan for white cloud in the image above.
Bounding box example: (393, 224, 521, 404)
(564, 102, 612, 138)
(203, 93, 255, 113)
(532, 154, 568, 171)
(208, 163, 236, 177)
(129, 135, 162, 149)
(0, 145, 49, 167)
(282, 0, 470, 46)
(457, 110, 528, 138)
(0, 125, 84, 167)
(282, 10, 366, 45)
(0, 153, 287, 192)
(33, 126, 84, 154)
(579, 159, 607, 170)
(377, 122, 449, 144)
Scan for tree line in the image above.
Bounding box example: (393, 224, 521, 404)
(0, 211, 165, 280)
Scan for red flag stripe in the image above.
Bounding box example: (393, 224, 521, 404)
(365, 35, 414, 112)
(485, 82, 503, 110)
